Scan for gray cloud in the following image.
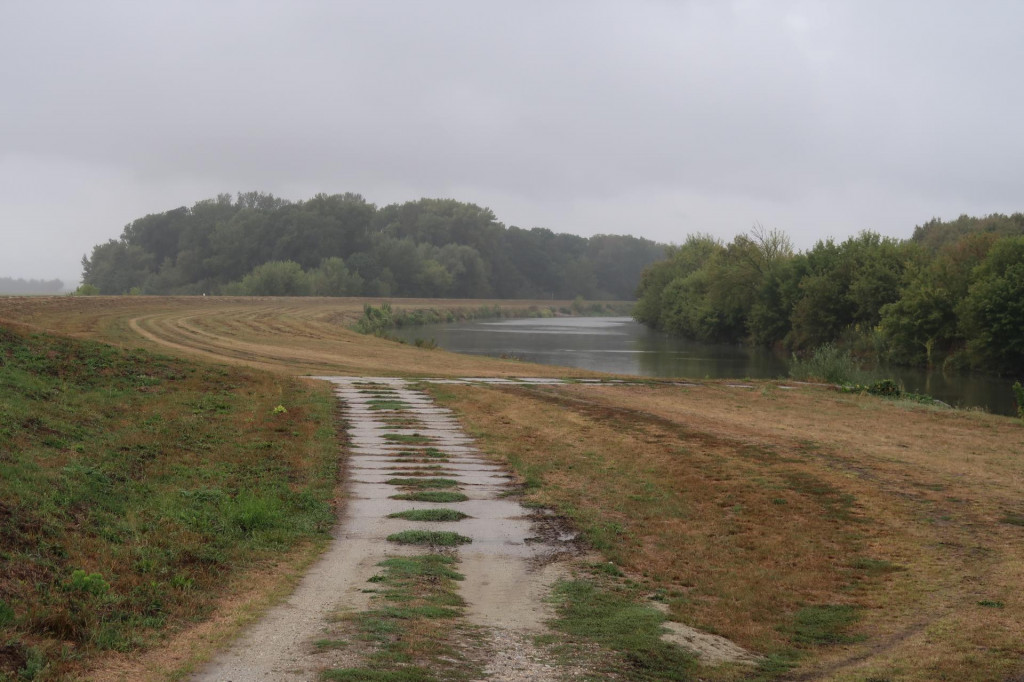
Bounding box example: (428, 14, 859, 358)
(3, 0, 1023, 283)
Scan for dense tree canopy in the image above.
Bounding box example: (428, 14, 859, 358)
(636, 214, 1024, 376)
(82, 193, 665, 301)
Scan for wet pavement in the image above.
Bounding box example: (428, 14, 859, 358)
(193, 377, 578, 681)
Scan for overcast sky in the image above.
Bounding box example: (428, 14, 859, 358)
(3, 1, 1023, 285)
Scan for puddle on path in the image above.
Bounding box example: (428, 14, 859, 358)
(192, 377, 580, 681)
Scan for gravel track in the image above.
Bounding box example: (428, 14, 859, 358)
(192, 377, 581, 681)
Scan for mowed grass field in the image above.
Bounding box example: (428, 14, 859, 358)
(2, 296, 1023, 680)
(429, 382, 1024, 680)
(0, 296, 596, 377)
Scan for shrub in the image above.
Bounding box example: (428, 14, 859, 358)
(66, 570, 110, 598)
(866, 379, 900, 397)
(230, 260, 311, 296)
(789, 343, 870, 385)
(352, 303, 395, 335)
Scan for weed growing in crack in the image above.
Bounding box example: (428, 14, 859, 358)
(387, 509, 469, 522)
(320, 554, 479, 681)
(368, 400, 410, 411)
(321, 667, 435, 680)
(390, 492, 469, 503)
(385, 478, 459, 488)
(383, 433, 434, 444)
(386, 530, 472, 546)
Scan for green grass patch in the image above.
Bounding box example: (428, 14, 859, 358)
(1000, 513, 1024, 526)
(377, 555, 465, 582)
(322, 668, 435, 681)
(390, 492, 469, 503)
(387, 509, 469, 522)
(548, 579, 697, 680)
(385, 478, 459, 489)
(0, 324, 338, 678)
(321, 554, 474, 681)
(386, 530, 472, 546)
(782, 604, 863, 645)
(368, 400, 410, 411)
(393, 449, 449, 461)
(383, 433, 434, 444)
(850, 557, 904, 576)
(381, 418, 421, 427)
(588, 561, 625, 578)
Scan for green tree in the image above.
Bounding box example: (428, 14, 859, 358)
(659, 266, 722, 340)
(82, 191, 667, 302)
(230, 261, 311, 296)
(81, 241, 154, 294)
(437, 244, 491, 298)
(878, 269, 957, 367)
(414, 259, 454, 298)
(958, 237, 1024, 375)
(788, 232, 904, 350)
(634, 234, 723, 331)
(308, 257, 364, 296)
(708, 226, 795, 344)
(585, 234, 666, 300)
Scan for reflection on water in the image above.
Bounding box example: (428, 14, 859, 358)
(392, 316, 1017, 416)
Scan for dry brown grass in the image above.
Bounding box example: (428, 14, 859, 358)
(433, 381, 1024, 680)
(0, 296, 596, 377)
(5, 296, 1023, 679)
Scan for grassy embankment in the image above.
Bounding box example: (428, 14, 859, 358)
(428, 381, 1024, 680)
(0, 322, 338, 680)
(0, 296, 603, 377)
(3, 296, 1023, 679)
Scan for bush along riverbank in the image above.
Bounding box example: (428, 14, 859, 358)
(788, 343, 949, 406)
(635, 219, 1024, 378)
(0, 324, 338, 679)
(785, 342, 1024, 410)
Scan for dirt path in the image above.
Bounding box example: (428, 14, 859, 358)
(192, 377, 582, 681)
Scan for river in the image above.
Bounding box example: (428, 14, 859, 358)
(391, 316, 1019, 416)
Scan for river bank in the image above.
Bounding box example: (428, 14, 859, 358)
(389, 315, 1019, 416)
(2, 296, 1022, 680)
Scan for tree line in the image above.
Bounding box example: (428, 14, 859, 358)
(0, 277, 64, 295)
(81, 192, 665, 301)
(634, 214, 1024, 376)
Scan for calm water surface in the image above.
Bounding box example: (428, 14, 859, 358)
(393, 316, 1018, 416)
